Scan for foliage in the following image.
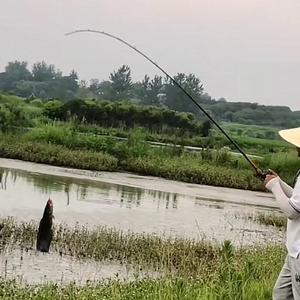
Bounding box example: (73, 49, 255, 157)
(32, 61, 61, 81)
(1, 59, 299, 128)
(255, 213, 286, 229)
(204, 100, 300, 128)
(0, 103, 32, 132)
(0, 219, 286, 299)
(0, 134, 118, 171)
(0, 61, 79, 100)
(124, 152, 263, 190)
(43, 99, 206, 135)
(133, 75, 163, 105)
(109, 65, 132, 100)
(164, 73, 204, 114)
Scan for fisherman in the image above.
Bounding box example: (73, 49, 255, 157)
(36, 198, 53, 252)
(264, 127, 300, 299)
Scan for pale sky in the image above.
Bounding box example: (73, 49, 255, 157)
(1, 0, 300, 110)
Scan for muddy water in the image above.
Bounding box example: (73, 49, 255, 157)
(0, 158, 284, 284)
(0, 158, 283, 244)
(0, 248, 156, 285)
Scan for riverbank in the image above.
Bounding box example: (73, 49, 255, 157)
(0, 133, 267, 191)
(0, 218, 285, 299)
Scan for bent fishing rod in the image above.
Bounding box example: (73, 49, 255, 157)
(65, 29, 267, 179)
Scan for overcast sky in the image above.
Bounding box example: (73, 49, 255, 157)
(1, 0, 300, 110)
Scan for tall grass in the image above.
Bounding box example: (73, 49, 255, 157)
(0, 277, 277, 300)
(0, 218, 285, 299)
(0, 134, 118, 172)
(1, 123, 299, 190)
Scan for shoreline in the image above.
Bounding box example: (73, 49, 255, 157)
(0, 157, 277, 209)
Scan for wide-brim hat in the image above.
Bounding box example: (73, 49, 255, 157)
(279, 127, 300, 148)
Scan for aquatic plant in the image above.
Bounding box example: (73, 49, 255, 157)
(0, 135, 118, 172)
(0, 218, 284, 278)
(0, 218, 286, 299)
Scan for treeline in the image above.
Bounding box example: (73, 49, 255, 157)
(202, 100, 300, 128)
(1, 60, 299, 128)
(0, 61, 78, 101)
(43, 99, 210, 136)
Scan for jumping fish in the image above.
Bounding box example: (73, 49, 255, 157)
(36, 198, 53, 252)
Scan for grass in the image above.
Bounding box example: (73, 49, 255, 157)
(0, 134, 118, 172)
(254, 213, 286, 229)
(0, 277, 277, 300)
(124, 152, 263, 190)
(0, 130, 266, 191)
(236, 212, 287, 230)
(0, 218, 286, 299)
(1, 124, 299, 191)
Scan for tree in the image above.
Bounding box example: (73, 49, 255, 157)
(201, 120, 212, 137)
(109, 65, 132, 100)
(139, 75, 163, 105)
(0, 61, 32, 91)
(164, 73, 204, 114)
(89, 79, 113, 100)
(5, 61, 32, 81)
(32, 61, 61, 81)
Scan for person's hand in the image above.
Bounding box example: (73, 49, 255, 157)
(267, 169, 278, 177)
(264, 174, 278, 186)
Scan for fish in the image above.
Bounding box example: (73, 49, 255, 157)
(36, 198, 53, 252)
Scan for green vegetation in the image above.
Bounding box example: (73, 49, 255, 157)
(0, 135, 117, 172)
(0, 218, 285, 299)
(0, 119, 299, 190)
(255, 213, 287, 229)
(241, 213, 287, 229)
(0, 277, 279, 300)
(44, 99, 206, 135)
(1, 60, 299, 128)
(0, 61, 297, 299)
(0, 92, 300, 192)
(0, 131, 265, 190)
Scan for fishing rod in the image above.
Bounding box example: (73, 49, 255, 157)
(65, 29, 267, 179)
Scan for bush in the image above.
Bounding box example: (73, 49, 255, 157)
(0, 135, 118, 171)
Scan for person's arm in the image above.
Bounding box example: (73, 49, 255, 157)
(266, 176, 300, 219)
(279, 179, 293, 198)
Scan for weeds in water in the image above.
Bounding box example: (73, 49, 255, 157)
(0, 135, 118, 172)
(238, 212, 287, 229)
(0, 218, 286, 299)
(255, 213, 287, 229)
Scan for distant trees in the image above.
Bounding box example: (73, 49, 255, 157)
(0, 60, 78, 100)
(164, 73, 204, 114)
(139, 75, 163, 105)
(32, 61, 61, 81)
(5, 61, 32, 82)
(0, 61, 32, 91)
(1, 59, 300, 128)
(109, 65, 132, 100)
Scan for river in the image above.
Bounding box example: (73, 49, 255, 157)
(0, 158, 285, 284)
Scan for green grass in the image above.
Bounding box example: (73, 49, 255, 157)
(0, 131, 266, 191)
(1, 126, 300, 190)
(252, 213, 287, 229)
(124, 152, 263, 190)
(0, 134, 118, 172)
(0, 277, 276, 300)
(0, 219, 285, 299)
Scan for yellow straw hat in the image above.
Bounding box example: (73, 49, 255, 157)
(279, 127, 300, 148)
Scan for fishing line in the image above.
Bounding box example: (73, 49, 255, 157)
(65, 29, 265, 178)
